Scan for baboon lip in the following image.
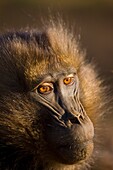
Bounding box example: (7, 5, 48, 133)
(58, 139, 93, 150)
(55, 139, 94, 164)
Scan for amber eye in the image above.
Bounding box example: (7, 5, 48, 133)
(37, 84, 53, 94)
(63, 77, 74, 85)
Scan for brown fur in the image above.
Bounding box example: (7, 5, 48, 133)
(0, 20, 108, 170)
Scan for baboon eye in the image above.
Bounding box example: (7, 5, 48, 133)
(63, 76, 74, 85)
(37, 83, 53, 94)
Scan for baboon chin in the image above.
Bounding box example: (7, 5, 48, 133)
(0, 20, 107, 170)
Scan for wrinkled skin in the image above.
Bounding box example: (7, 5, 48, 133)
(30, 71, 94, 164)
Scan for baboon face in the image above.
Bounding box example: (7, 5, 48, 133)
(30, 67, 94, 164)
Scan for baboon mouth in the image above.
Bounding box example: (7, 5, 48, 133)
(55, 140, 94, 165)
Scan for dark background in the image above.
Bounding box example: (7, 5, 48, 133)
(0, 0, 113, 169)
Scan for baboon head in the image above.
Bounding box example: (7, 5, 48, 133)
(0, 21, 106, 170)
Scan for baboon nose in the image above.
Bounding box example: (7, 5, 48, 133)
(61, 111, 84, 126)
(68, 112, 84, 124)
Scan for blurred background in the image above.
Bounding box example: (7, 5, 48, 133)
(0, 0, 113, 169)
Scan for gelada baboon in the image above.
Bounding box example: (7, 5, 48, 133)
(0, 20, 107, 170)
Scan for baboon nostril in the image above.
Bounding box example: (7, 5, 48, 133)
(69, 112, 84, 124)
(69, 116, 80, 124)
(61, 111, 84, 125)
